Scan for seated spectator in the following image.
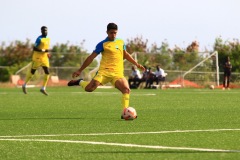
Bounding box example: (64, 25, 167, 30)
(128, 66, 142, 88)
(141, 65, 148, 82)
(145, 67, 155, 88)
(154, 65, 166, 85)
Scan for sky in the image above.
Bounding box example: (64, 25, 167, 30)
(1, 0, 240, 52)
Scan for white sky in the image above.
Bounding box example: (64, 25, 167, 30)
(1, 0, 239, 52)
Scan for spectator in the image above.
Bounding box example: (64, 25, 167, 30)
(141, 65, 148, 82)
(128, 66, 142, 88)
(145, 67, 155, 88)
(154, 65, 166, 85)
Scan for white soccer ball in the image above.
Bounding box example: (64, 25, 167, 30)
(122, 107, 137, 120)
(210, 85, 215, 90)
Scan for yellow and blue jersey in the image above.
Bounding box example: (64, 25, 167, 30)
(32, 35, 50, 60)
(94, 37, 126, 76)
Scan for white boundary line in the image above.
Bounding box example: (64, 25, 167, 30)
(0, 128, 240, 138)
(0, 138, 239, 153)
(71, 92, 156, 96)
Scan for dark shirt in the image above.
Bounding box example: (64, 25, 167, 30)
(224, 61, 232, 72)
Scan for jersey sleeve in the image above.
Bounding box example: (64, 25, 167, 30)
(93, 41, 104, 54)
(123, 41, 126, 50)
(34, 36, 41, 47)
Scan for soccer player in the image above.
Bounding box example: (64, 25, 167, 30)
(222, 56, 232, 90)
(68, 23, 145, 118)
(22, 26, 51, 95)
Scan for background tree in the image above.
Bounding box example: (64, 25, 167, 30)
(214, 37, 240, 72)
(0, 40, 96, 82)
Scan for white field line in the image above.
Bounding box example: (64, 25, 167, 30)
(0, 138, 239, 153)
(0, 128, 240, 138)
(71, 92, 156, 96)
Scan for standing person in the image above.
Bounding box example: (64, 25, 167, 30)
(222, 56, 232, 90)
(22, 26, 51, 95)
(68, 23, 145, 118)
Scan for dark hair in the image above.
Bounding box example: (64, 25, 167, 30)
(107, 23, 118, 31)
(41, 26, 47, 30)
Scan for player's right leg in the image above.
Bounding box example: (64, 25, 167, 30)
(22, 68, 36, 94)
(115, 77, 131, 119)
(68, 72, 103, 92)
(68, 79, 83, 86)
(68, 79, 101, 92)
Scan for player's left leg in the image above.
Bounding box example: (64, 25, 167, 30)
(227, 73, 231, 89)
(40, 66, 50, 95)
(115, 78, 131, 109)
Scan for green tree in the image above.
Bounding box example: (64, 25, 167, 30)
(214, 37, 240, 72)
(0, 40, 96, 82)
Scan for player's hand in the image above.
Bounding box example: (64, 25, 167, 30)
(72, 71, 81, 78)
(47, 53, 51, 58)
(137, 64, 145, 71)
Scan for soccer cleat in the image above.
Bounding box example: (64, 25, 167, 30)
(121, 115, 124, 119)
(67, 79, 83, 86)
(222, 87, 225, 90)
(22, 85, 27, 94)
(40, 89, 48, 96)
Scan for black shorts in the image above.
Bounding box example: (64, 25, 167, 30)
(224, 71, 231, 77)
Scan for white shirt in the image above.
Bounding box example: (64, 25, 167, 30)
(131, 69, 142, 79)
(155, 68, 165, 77)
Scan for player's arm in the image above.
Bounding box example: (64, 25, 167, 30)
(72, 52, 98, 78)
(33, 46, 51, 53)
(124, 50, 145, 71)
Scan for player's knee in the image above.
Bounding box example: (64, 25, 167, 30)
(31, 69, 36, 74)
(85, 87, 95, 92)
(123, 87, 130, 94)
(42, 66, 50, 74)
(44, 69, 50, 74)
(85, 83, 97, 92)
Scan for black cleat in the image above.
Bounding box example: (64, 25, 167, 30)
(40, 89, 48, 96)
(121, 115, 124, 119)
(68, 79, 83, 86)
(22, 85, 27, 94)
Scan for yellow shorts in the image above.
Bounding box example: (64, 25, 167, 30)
(31, 58, 49, 69)
(93, 71, 124, 87)
(31, 52, 49, 69)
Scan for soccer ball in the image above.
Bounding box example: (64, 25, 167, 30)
(209, 85, 214, 90)
(122, 107, 137, 120)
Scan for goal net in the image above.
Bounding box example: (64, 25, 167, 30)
(181, 51, 219, 88)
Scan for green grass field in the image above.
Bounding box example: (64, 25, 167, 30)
(0, 87, 240, 160)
